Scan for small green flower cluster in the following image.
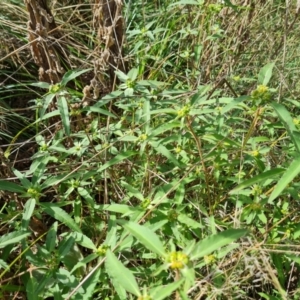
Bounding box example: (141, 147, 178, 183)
(177, 104, 191, 118)
(208, 4, 223, 14)
(166, 251, 189, 269)
(251, 85, 271, 103)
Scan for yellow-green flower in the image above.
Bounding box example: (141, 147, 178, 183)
(95, 245, 108, 256)
(251, 85, 271, 102)
(166, 251, 189, 269)
(177, 105, 191, 117)
(250, 149, 260, 157)
(204, 254, 216, 265)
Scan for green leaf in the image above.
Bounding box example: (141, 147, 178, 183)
(40, 203, 82, 233)
(70, 232, 97, 250)
(77, 187, 95, 207)
(105, 215, 118, 248)
(101, 90, 123, 100)
(124, 88, 134, 97)
(29, 82, 50, 89)
(169, 0, 201, 6)
(58, 236, 75, 259)
(0, 259, 9, 269)
(258, 292, 281, 300)
(230, 168, 285, 194)
(60, 68, 92, 86)
(46, 222, 58, 252)
(13, 168, 31, 189)
(190, 229, 248, 260)
(40, 93, 56, 117)
(150, 279, 184, 300)
(42, 173, 75, 188)
(115, 69, 129, 82)
(268, 156, 300, 203)
(179, 290, 193, 300)
(286, 254, 300, 265)
(0, 180, 24, 193)
(70, 253, 98, 274)
(0, 231, 30, 249)
(81, 267, 101, 300)
(100, 203, 141, 215)
(40, 110, 60, 120)
(32, 160, 47, 186)
(57, 95, 70, 136)
(150, 121, 181, 137)
(150, 108, 177, 115)
(271, 102, 300, 152)
(84, 106, 116, 118)
(203, 133, 241, 148)
(223, 0, 239, 11)
(121, 182, 144, 201)
(221, 96, 250, 114)
(106, 250, 141, 297)
(98, 151, 138, 173)
(174, 182, 186, 205)
(181, 266, 195, 292)
(128, 68, 138, 81)
(142, 98, 151, 134)
(120, 221, 167, 257)
(258, 62, 275, 85)
(22, 199, 36, 230)
(137, 80, 166, 87)
(178, 214, 203, 229)
(151, 143, 184, 168)
(26, 276, 39, 300)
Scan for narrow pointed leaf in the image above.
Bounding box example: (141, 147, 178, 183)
(150, 279, 184, 300)
(152, 144, 184, 168)
(268, 156, 300, 203)
(0, 231, 30, 249)
(46, 222, 58, 252)
(40, 93, 56, 117)
(271, 102, 300, 153)
(13, 168, 31, 189)
(191, 229, 248, 260)
(70, 232, 97, 250)
(22, 199, 36, 229)
(57, 95, 70, 136)
(61, 68, 92, 86)
(120, 221, 166, 257)
(98, 151, 138, 173)
(258, 62, 275, 85)
(84, 106, 116, 118)
(0, 181, 24, 193)
(106, 250, 141, 297)
(150, 121, 181, 137)
(40, 203, 82, 233)
(81, 267, 101, 299)
(230, 168, 285, 194)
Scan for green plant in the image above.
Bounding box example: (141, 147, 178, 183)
(2, 0, 300, 299)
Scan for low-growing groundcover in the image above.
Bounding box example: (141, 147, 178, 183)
(1, 0, 300, 299)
